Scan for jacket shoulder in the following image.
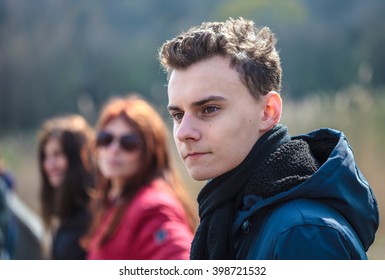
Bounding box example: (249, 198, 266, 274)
(239, 199, 367, 259)
(119, 180, 193, 260)
(127, 180, 185, 220)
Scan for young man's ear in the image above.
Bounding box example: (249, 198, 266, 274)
(260, 91, 282, 131)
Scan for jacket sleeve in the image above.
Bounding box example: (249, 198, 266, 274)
(272, 225, 365, 260)
(129, 200, 193, 260)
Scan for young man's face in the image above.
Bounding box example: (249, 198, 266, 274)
(167, 55, 267, 181)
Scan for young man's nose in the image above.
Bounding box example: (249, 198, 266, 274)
(175, 115, 200, 142)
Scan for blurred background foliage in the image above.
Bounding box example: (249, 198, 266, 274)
(1, 0, 384, 131)
(0, 0, 384, 258)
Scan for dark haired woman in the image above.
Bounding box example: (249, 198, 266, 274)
(38, 114, 94, 259)
(85, 95, 197, 260)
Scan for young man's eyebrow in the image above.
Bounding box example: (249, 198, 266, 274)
(167, 95, 227, 112)
(167, 104, 181, 112)
(191, 95, 227, 107)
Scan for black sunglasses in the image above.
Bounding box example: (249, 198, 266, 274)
(96, 131, 141, 152)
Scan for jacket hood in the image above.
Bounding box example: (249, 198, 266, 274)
(235, 128, 379, 251)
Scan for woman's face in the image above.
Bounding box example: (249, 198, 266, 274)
(97, 117, 142, 184)
(43, 137, 68, 188)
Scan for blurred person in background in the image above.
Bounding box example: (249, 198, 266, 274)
(0, 153, 16, 259)
(84, 94, 197, 260)
(0, 172, 9, 259)
(38, 114, 94, 259)
(159, 17, 379, 259)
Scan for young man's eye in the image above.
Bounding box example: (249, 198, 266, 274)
(171, 112, 184, 121)
(203, 106, 219, 114)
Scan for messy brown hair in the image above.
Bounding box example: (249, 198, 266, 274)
(159, 17, 282, 100)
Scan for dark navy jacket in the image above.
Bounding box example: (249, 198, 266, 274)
(233, 128, 379, 259)
(52, 209, 89, 260)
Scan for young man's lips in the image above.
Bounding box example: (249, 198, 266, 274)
(185, 152, 207, 159)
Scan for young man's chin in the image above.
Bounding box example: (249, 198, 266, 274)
(188, 168, 211, 182)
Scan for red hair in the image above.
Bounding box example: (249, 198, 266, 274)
(85, 95, 197, 247)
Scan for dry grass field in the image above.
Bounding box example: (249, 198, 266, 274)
(1, 86, 384, 259)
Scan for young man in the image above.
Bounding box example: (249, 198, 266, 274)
(158, 17, 379, 259)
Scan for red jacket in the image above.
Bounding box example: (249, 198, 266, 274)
(87, 179, 194, 260)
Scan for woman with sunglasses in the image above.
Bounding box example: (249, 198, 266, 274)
(38, 114, 94, 259)
(85, 95, 197, 260)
